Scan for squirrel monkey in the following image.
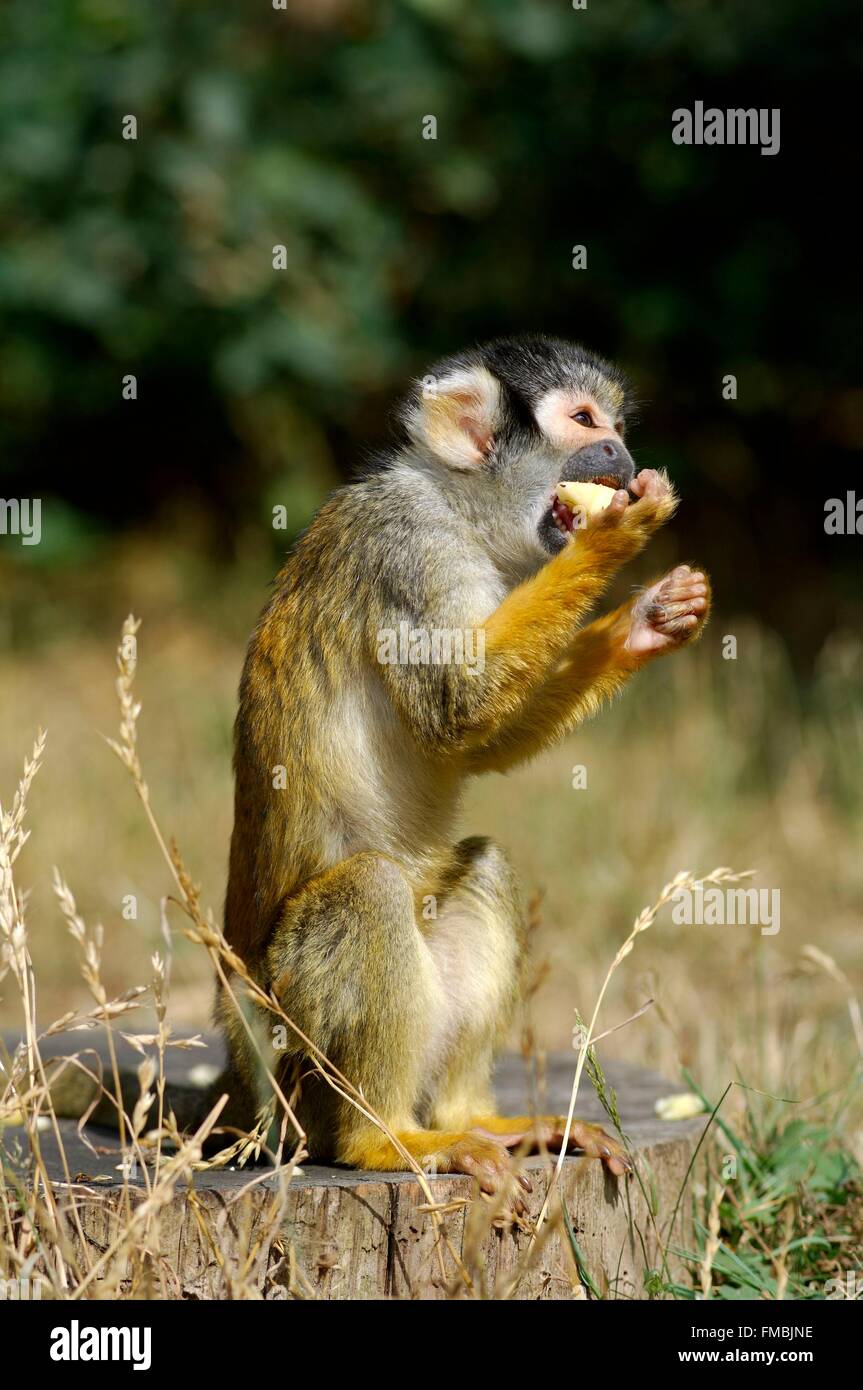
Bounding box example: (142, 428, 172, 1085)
(220, 335, 711, 1192)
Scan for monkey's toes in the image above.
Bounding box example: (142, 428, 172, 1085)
(560, 1120, 632, 1178)
(444, 1134, 531, 1208)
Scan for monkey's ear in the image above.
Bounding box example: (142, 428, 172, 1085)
(403, 366, 501, 470)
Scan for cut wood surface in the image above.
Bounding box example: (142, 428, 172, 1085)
(1, 1031, 706, 1299)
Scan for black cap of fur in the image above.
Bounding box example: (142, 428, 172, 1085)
(479, 334, 632, 422)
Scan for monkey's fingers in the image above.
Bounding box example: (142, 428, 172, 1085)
(650, 595, 708, 621)
(650, 567, 710, 637)
(613, 468, 679, 537)
(653, 613, 701, 638)
(654, 573, 708, 606)
(605, 488, 630, 517)
(628, 467, 672, 504)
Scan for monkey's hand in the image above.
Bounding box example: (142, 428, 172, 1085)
(585, 467, 678, 549)
(624, 564, 711, 662)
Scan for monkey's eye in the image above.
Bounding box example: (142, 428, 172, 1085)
(572, 409, 594, 427)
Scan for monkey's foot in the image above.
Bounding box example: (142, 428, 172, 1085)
(434, 1132, 534, 1203)
(468, 1114, 632, 1178)
(341, 1127, 532, 1206)
(625, 564, 710, 658)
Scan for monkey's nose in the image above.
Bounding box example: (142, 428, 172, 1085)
(564, 438, 635, 488)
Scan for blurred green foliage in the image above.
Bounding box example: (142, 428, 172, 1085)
(0, 0, 858, 661)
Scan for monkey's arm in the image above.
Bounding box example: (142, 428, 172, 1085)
(464, 602, 636, 774)
(465, 565, 711, 774)
(379, 475, 677, 754)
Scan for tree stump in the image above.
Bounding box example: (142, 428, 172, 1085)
(1, 1032, 706, 1299)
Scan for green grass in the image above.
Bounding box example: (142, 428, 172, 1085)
(665, 1080, 862, 1300)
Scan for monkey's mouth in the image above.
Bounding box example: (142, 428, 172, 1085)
(550, 494, 577, 537)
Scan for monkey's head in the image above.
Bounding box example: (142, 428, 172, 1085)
(399, 334, 638, 579)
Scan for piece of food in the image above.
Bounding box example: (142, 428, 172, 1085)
(654, 1092, 706, 1122)
(555, 480, 617, 517)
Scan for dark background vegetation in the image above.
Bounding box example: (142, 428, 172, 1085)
(1, 0, 860, 665)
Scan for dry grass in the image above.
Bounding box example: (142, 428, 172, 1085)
(1, 541, 861, 1298)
